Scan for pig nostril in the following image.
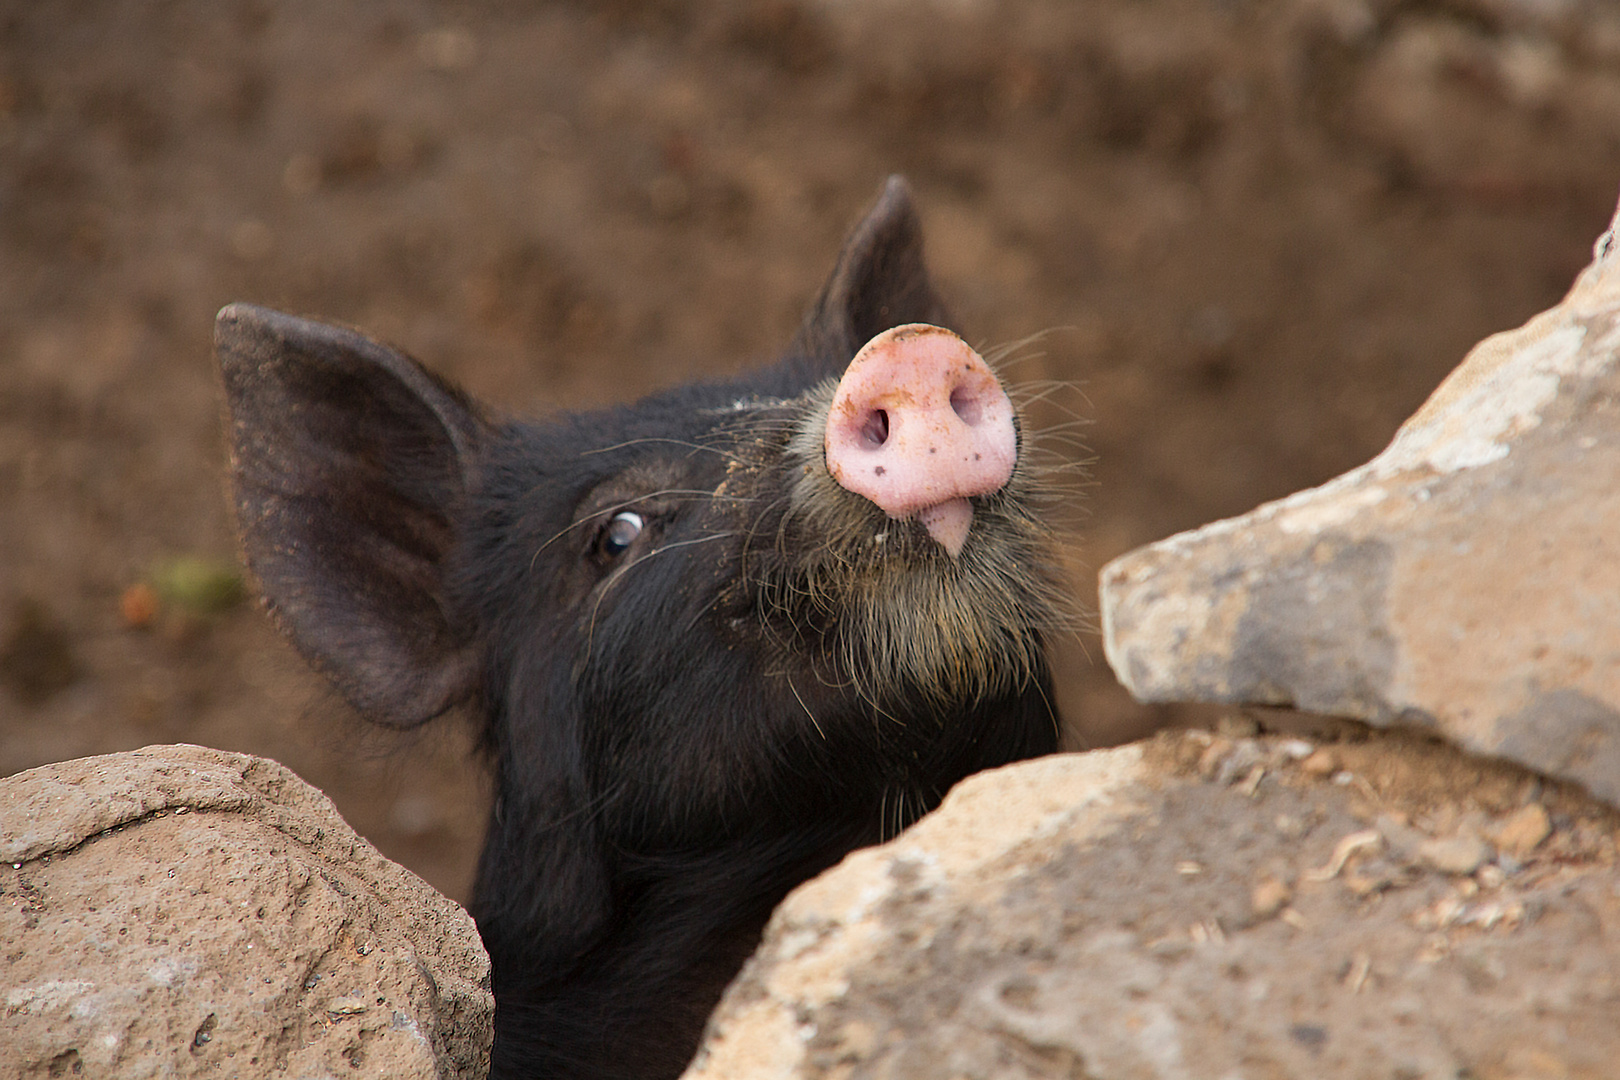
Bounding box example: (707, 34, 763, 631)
(860, 409, 889, 450)
(949, 387, 983, 427)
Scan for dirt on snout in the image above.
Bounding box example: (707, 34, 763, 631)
(3, 0, 1619, 903)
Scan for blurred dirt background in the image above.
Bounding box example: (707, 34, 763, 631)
(4, 0, 1619, 904)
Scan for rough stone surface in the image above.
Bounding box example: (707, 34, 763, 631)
(1099, 196, 1620, 808)
(0, 744, 493, 1079)
(684, 729, 1620, 1080)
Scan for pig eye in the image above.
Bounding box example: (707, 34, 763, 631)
(601, 511, 644, 556)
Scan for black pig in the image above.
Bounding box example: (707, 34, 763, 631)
(217, 178, 1067, 1079)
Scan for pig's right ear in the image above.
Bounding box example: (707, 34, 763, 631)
(216, 304, 486, 728)
(791, 175, 955, 371)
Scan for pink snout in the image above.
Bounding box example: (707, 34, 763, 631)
(824, 324, 1016, 557)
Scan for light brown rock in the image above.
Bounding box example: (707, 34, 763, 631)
(684, 730, 1620, 1080)
(0, 744, 493, 1079)
(1099, 196, 1620, 809)
(1416, 833, 1491, 876)
(1300, 748, 1339, 778)
(1489, 801, 1553, 859)
(1249, 876, 1292, 919)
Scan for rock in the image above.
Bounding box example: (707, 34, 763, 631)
(1300, 747, 1339, 778)
(1416, 834, 1491, 876)
(0, 744, 493, 1079)
(1489, 802, 1553, 859)
(1249, 876, 1292, 919)
(684, 730, 1620, 1080)
(1099, 195, 1620, 809)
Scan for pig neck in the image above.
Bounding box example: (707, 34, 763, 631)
(471, 672, 1060, 1078)
(473, 777, 886, 1080)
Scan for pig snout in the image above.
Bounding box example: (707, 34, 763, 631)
(824, 324, 1016, 557)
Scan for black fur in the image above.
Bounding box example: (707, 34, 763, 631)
(217, 177, 1062, 1080)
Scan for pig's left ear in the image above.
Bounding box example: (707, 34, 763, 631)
(216, 304, 486, 727)
(791, 175, 955, 372)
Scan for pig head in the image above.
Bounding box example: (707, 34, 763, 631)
(217, 177, 1065, 1080)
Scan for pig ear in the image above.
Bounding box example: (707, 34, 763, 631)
(216, 304, 486, 727)
(792, 175, 955, 368)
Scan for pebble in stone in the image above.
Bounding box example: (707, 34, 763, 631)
(1251, 877, 1292, 919)
(1417, 834, 1492, 876)
(1300, 749, 1339, 778)
(1487, 803, 1552, 859)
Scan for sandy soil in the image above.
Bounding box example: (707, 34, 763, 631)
(4, 0, 1618, 902)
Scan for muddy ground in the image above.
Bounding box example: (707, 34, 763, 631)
(3, 0, 1619, 903)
